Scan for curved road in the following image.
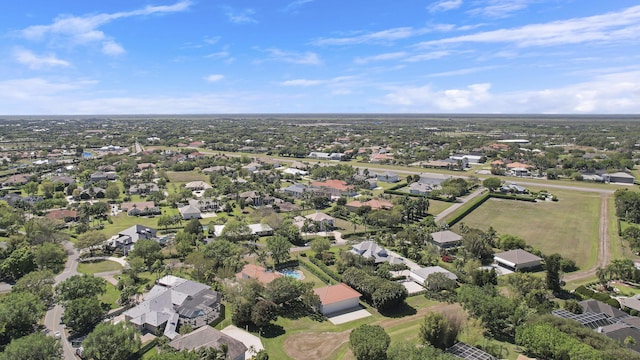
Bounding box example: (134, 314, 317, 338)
(44, 241, 81, 360)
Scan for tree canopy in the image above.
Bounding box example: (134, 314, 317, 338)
(349, 324, 390, 360)
(82, 322, 141, 360)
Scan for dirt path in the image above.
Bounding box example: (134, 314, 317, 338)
(564, 193, 610, 282)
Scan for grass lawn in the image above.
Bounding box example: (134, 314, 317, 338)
(99, 213, 159, 236)
(100, 282, 121, 309)
(428, 199, 455, 217)
(77, 260, 122, 274)
(612, 282, 640, 297)
(165, 171, 209, 184)
(455, 188, 601, 270)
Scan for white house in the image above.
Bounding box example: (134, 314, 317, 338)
(179, 205, 202, 220)
(494, 249, 542, 272)
(313, 283, 362, 315)
(410, 266, 458, 287)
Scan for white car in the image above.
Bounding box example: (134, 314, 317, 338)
(54, 331, 61, 339)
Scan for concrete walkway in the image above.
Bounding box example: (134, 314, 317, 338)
(221, 325, 264, 358)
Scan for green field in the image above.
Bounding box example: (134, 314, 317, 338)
(428, 199, 455, 217)
(77, 260, 122, 274)
(165, 171, 209, 184)
(456, 189, 601, 269)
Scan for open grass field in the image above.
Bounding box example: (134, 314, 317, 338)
(428, 199, 455, 217)
(165, 171, 209, 184)
(100, 282, 121, 309)
(77, 260, 122, 274)
(99, 213, 159, 236)
(455, 188, 601, 270)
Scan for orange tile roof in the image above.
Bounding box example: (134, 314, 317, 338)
(346, 199, 394, 210)
(313, 283, 361, 305)
(311, 179, 354, 191)
(506, 161, 532, 169)
(236, 264, 282, 284)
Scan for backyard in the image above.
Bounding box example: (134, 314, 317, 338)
(454, 188, 601, 270)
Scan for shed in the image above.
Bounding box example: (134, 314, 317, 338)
(313, 283, 361, 315)
(494, 249, 542, 272)
(410, 266, 458, 286)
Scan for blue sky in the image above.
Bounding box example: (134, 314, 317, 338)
(1, 0, 639, 114)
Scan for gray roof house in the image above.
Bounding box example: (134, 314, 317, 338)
(109, 224, 157, 255)
(603, 172, 635, 184)
(409, 182, 435, 195)
(410, 266, 458, 286)
(375, 171, 399, 183)
(494, 249, 542, 272)
(351, 241, 405, 265)
(429, 230, 463, 249)
(178, 205, 202, 220)
(124, 275, 220, 340)
(168, 326, 247, 360)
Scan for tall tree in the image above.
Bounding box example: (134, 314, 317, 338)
(82, 322, 141, 360)
(0, 292, 45, 345)
(545, 253, 563, 292)
(420, 312, 459, 350)
(349, 324, 390, 360)
(130, 238, 163, 269)
(0, 333, 62, 360)
(266, 235, 291, 266)
(62, 297, 105, 334)
(55, 274, 106, 302)
(34, 242, 66, 272)
(12, 270, 55, 305)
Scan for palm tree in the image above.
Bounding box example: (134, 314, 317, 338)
(596, 267, 608, 288)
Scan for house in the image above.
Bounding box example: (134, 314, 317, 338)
(308, 152, 331, 160)
(410, 266, 458, 287)
(603, 172, 635, 184)
(179, 205, 201, 220)
(120, 201, 160, 216)
(446, 342, 497, 360)
(129, 183, 160, 195)
(188, 198, 220, 212)
(202, 166, 234, 174)
(375, 171, 399, 183)
(597, 323, 640, 353)
(448, 156, 470, 168)
(313, 283, 362, 315)
(429, 230, 463, 249)
(213, 223, 274, 237)
(409, 182, 435, 195)
(50, 175, 75, 186)
(137, 163, 156, 171)
(281, 183, 316, 198)
(185, 181, 212, 191)
(2, 174, 31, 186)
(501, 183, 527, 193)
(351, 241, 405, 265)
(345, 199, 394, 211)
(79, 187, 105, 200)
(168, 326, 247, 360)
(124, 275, 220, 340)
(247, 223, 274, 236)
(370, 153, 394, 163)
(235, 264, 282, 284)
(304, 212, 335, 231)
(494, 249, 542, 272)
(46, 209, 78, 222)
(109, 224, 158, 254)
(89, 171, 117, 182)
(311, 179, 356, 198)
(418, 175, 450, 186)
(283, 167, 308, 176)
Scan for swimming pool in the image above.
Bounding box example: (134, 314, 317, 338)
(279, 268, 303, 280)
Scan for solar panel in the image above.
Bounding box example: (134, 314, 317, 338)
(446, 342, 497, 360)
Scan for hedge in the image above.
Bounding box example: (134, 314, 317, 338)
(274, 259, 300, 271)
(574, 285, 621, 308)
(309, 257, 342, 282)
(299, 259, 336, 285)
(488, 192, 537, 202)
(133, 338, 158, 359)
(446, 191, 491, 227)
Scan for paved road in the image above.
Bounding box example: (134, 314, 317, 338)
(44, 241, 80, 360)
(434, 188, 486, 223)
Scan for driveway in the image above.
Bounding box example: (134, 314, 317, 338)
(44, 240, 81, 360)
(221, 325, 264, 358)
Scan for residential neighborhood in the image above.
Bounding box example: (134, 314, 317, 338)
(0, 115, 639, 360)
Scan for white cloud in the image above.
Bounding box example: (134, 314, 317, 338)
(468, 0, 533, 18)
(280, 79, 325, 86)
(282, 0, 314, 13)
(204, 74, 224, 83)
(19, 1, 191, 55)
(13, 48, 71, 69)
(101, 41, 125, 55)
(263, 48, 322, 65)
(404, 51, 452, 62)
(381, 70, 640, 113)
(427, 66, 499, 77)
(354, 52, 407, 64)
(313, 27, 430, 46)
(428, 0, 463, 13)
(224, 7, 257, 24)
(418, 5, 640, 48)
